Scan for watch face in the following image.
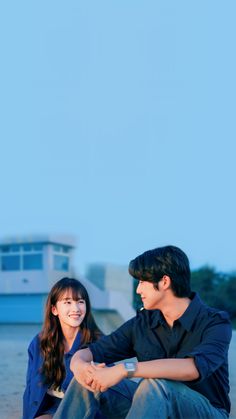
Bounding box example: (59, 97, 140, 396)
(125, 362, 136, 371)
(124, 361, 137, 376)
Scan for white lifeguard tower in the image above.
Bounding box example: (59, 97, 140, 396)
(0, 235, 76, 322)
(0, 235, 135, 331)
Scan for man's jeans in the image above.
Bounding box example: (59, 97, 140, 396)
(54, 378, 229, 419)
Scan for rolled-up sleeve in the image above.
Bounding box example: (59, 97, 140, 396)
(186, 312, 232, 382)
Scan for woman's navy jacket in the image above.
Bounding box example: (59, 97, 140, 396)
(22, 331, 82, 419)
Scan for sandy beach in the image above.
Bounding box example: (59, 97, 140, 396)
(0, 325, 235, 419)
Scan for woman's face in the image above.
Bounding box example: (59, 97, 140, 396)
(51, 288, 86, 330)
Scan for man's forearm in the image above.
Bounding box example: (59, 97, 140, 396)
(132, 358, 199, 381)
(70, 348, 93, 374)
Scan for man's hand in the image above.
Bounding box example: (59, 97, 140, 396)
(89, 363, 126, 392)
(70, 348, 101, 392)
(70, 348, 127, 393)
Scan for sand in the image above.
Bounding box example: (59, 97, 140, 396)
(0, 325, 235, 419)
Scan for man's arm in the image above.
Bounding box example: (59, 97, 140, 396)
(133, 357, 199, 380)
(71, 347, 93, 368)
(70, 348, 106, 390)
(88, 357, 199, 393)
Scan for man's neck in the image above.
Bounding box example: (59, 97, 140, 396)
(161, 296, 191, 327)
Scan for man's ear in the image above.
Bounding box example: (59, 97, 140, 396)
(51, 305, 58, 316)
(162, 275, 171, 289)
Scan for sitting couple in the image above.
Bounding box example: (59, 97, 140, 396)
(23, 245, 232, 418)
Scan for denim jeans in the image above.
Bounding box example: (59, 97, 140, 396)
(53, 378, 228, 419)
(53, 377, 138, 419)
(126, 379, 228, 419)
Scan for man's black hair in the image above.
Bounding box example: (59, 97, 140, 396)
(129, 245, 191, 297)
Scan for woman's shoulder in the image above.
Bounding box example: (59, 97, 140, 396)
(28, 333, 41, 353)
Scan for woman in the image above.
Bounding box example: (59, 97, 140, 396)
(23, 277, 102, 419)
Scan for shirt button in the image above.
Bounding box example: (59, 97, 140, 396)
(33, 401, 38, 406)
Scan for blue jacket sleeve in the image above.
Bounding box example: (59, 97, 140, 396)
(22, 335, 46, 419)
(22, 338, 35, 419)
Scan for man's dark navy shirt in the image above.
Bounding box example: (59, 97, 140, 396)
(89, 293, 232, 414)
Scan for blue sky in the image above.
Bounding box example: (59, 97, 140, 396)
(1, 1, 236, 275)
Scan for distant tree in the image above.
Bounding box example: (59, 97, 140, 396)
(217, 274, 236, 318)
(191, 266, 219, 303)
(191, 266, 236, 320)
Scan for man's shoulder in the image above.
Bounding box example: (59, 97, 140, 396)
(198, 297, 230, 320)
(203, 304, 231, 326)
(192, 293, 231, 322)
(205, 305, 230, 318)
(196, 299, 232, 333)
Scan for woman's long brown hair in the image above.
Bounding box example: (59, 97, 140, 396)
(40, 277, 103, 388)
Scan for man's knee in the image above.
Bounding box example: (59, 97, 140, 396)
(125, 379, 171, 418)
(135, 378, 186, 400)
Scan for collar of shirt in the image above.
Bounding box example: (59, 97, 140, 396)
(149, 292, 203, 331)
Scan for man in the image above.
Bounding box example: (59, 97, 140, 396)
(54, 245, 232, 418)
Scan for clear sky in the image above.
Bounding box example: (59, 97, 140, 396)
(1, 1, 236, 275)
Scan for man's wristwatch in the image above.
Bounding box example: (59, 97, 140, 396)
(123, 361, 137, 378)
